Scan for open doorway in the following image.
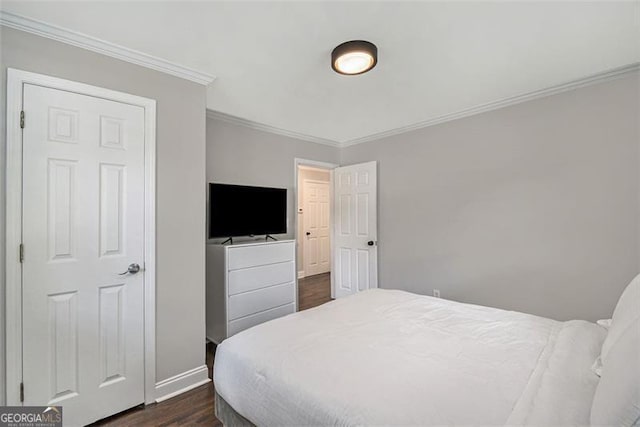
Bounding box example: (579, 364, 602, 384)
(295, 160, 337, 311)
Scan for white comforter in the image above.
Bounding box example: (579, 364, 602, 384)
(214, 289, 605, 426)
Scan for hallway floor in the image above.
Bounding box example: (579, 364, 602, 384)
(298, 272, 332, 311)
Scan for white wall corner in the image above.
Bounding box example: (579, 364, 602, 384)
(154, 365, 211, 403)
(206, 109, 342, 148)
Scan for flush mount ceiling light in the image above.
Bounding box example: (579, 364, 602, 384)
(331, 40, 378, 75)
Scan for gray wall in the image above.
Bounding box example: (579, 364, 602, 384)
(0, 27, 207, 402)
(341, 72, 640, 322)
(206, 117, 340, 246)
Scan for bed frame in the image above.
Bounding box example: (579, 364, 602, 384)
(215, 391, 256, 427)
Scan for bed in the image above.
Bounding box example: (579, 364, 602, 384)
(213, 278, 640, 426)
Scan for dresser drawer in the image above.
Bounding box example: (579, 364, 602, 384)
(228, 243, 294, 270)
(228, 282, 295, 321)
(228, 303, 295, 336)
(228, 261, 294, 296)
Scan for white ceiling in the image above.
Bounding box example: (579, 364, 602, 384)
(2, 1, 639, 144)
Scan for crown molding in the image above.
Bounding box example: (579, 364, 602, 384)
(0, 11, 216, 85)
(342, 62, 640, 147)
(211, 63, 638, 149)
(206, 110, 342, 147)
(4, 8, 634, 146)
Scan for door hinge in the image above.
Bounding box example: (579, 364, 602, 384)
(19, 382, 24, 402)
(20, 110, 25, 129)
(19, 243, 24, 263)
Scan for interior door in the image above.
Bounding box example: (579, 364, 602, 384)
(303, 180, 331, 276)
(21, 84, 146, 426)
(333, 161, 378, 298)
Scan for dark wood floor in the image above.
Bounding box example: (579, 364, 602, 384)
(93, 380, 221, 427)
(298, 272, 332, 310)
(94, 272, 332, 426)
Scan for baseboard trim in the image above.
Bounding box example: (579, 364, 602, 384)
(298, 271, 305, 279)
(154, 365, 211, 403)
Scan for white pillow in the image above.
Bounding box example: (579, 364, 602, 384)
(590, 319, 640, 426)
(600, 274, 640, 363)
(591, 356, 603, 377)
(597, 319, 612, 330)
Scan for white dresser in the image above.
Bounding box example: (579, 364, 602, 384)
(206, 240, 297, 343)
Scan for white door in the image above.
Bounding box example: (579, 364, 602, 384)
(303, 180, 331, 276)
(333, 161, 378, 298)
(21, 84, 146, 426)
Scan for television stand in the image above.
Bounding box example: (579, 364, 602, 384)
(220, 236, 277, 244)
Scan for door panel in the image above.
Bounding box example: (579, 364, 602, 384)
(100, 164, 126, 257)
(47, 159, 77, 261)
(98, 284, 126, 386)
(22, 84, 146, 426)
(303, 180, 331, 276)
(48, 291, 79, 403)
(339, 247, 352, 292)
(333, 161, 378, 298)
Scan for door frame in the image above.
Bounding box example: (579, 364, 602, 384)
(5, 69, 157, 405)
(293, 158, 338, 299)
(301, 178, 332, 278)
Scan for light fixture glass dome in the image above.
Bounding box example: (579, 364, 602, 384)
(334, 51, 375, 75)
(332, 40, 377, 75)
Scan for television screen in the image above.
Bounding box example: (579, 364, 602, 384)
(209, 183, 287, 238)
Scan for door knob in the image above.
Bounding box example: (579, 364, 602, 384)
(367, 241, 375, 246)
(119, 263, 141, 275)
(306, 232, 311, 236)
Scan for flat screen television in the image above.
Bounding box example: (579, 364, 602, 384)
(209, 183, 287, 238)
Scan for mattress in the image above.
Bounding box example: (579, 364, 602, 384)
(213, 289, 605, 426)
